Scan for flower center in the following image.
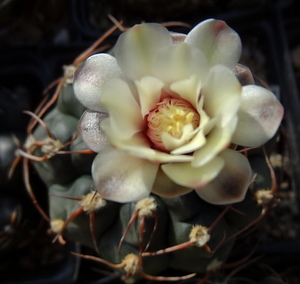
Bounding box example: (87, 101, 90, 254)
(146, 98, 200, 151)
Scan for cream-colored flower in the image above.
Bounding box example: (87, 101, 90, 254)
(74, 19, 283, 204)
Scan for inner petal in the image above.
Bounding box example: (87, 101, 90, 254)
(146, 98, 200, 151)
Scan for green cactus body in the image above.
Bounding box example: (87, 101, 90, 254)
(49, 176, 120, 248)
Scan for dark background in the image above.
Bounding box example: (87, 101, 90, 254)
(1, 0, 300, 283)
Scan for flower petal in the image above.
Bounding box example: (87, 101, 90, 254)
(152, 43, 209, 96)
(231, 85, 284, 147)
(232, 64, 254, 86)
(161, 124, 196, 152)
(92, 147, 159, 203)
(152, 168, 193, 197)
(195, 149, 252, 205)
(170, 75, 202, 110)
(135, 76, 164, 117)
(129, 142, 194, 163)
(170, 128, 206, 155)
(99, 126, 194, 164)
(202, 64, 241, 128)
(192, 117, 237, 167)
(100, 78, 144, 139)
(114, 23, 173, 80)
(170, 97, 214, 155)
(73, 54, 124, 112)
(161, 156, 224, 190)
(170, 32, 186, 45)
(185, 19, 242, 69)
(78, 110, 110, 152)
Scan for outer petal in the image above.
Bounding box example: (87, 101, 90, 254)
(152, 43, 209, 93)
(73, 54, 124, 112)
(185, 19, 242, 69)
(114, 23, 173, 80)
(195, 149, 252, 205)
(232, 64, 254, 86)
(161, 156, 224, 190)
(92, 147, 159, 203)
(152, 168, 193, 197)
(78, 110, 110, 152)
(231, 85, 284, 147)
(202, 64, 241, 128)
(170, 32, 186, 45)
(100, 78, 144, 139)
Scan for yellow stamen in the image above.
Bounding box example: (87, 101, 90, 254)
(147, 98, 200, 151)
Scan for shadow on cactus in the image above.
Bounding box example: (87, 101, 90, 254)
(13, 18, 284, 283)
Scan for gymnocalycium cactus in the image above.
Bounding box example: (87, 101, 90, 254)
(20, 18, 283, 282)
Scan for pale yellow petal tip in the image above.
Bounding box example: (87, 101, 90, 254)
(161, 156, 224, 192)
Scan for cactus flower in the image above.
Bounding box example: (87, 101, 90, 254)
(74, 19, 283, 205)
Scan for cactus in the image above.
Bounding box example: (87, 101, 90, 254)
(16, 19, 283, 282)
